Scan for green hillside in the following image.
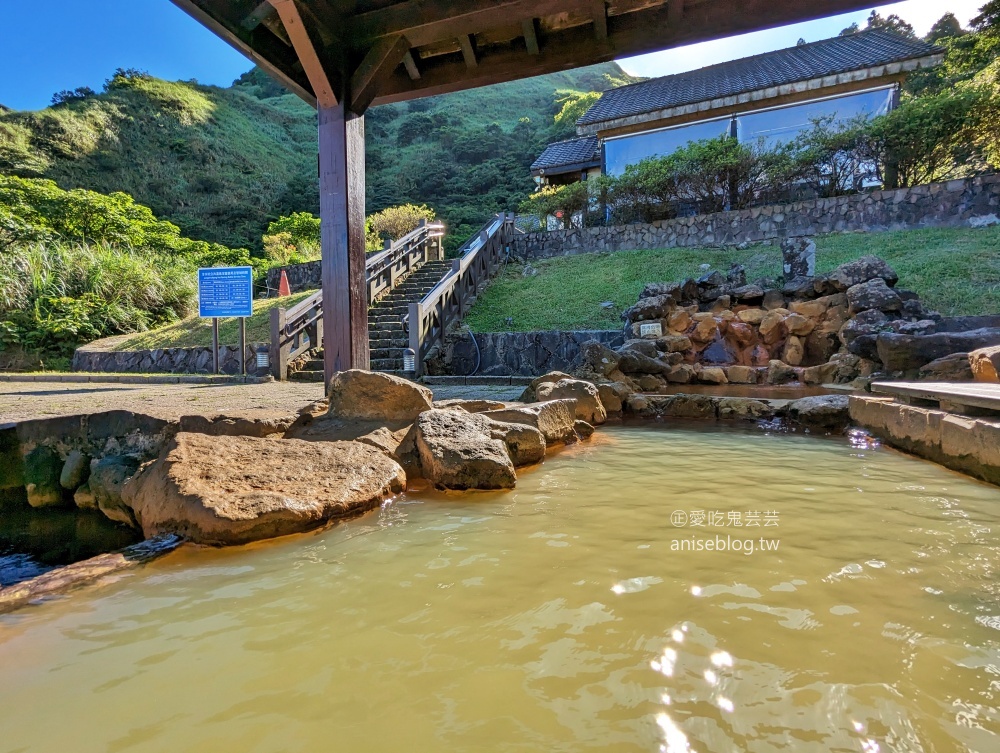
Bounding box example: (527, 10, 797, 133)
(0, 63, 635, 252)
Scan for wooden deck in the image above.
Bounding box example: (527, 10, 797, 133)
(871, 381, 1000, 413)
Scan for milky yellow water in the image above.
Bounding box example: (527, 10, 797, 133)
(2, 424, 1000, 753)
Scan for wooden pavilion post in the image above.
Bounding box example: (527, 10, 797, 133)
(318, 101, 370, 382)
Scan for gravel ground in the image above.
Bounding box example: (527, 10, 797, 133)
(0, 380, 523, 424)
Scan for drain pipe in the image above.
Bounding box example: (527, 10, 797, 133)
(467, 331, 481, 376)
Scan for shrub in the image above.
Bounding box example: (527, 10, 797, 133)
(0, 242, 197, 355)
(365, 203, 436, 250)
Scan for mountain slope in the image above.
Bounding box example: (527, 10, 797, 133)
(0, 63, 635, 251)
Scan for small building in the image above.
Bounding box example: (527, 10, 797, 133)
(531, 29, 943, 186)
(530, 135, 602, 187)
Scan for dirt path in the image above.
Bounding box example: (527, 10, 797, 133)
(0, 380, 523, 424)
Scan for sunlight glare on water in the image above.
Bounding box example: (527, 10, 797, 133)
(1, 424, 1000, 752)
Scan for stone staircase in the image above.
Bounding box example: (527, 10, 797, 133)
(289, 260, 452, 381)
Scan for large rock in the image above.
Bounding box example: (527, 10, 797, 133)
(655, 335, 692, 353)
(840, 309, 889, 348)
(877, 328, 1000, 373)
(617, 350, 671, 376)
(23, 446, 64, 508)
(781, 237, 816, 279)
(620, 339, 659, 357)
(662, 394, 717, 419)
(500, 424, 546, 466)
(596, 383, 630, 414)
(785, 395, 850, 430)
(327, 369, 433, 421)
(123, 433, 406, 545)
(918, 353, 973, 382)
(414, 410, 516, 490)
(624, 293, 675, 322)
(827, 256, 898, 290)
(519, 372, 572, 402)
(432, 399, 508, 413)
(535, 378, 607, 425)
(483, 399, 578, 444)
(717, 398, 775, 420)
(59, 449, 90, 491)
(90, 455, 142, 525)
(969, 345, 1000, 383)
(846, 278, 902, 316)
(576, 340, 621, 378)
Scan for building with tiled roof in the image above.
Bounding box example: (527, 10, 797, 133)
(530, 136, 601, 184)
(530, 29, 943, 187)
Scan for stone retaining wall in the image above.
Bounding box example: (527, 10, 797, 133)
(849, 396, 1000, 486)
(266, 260, 321, 294)
(513, 175, 1000, 258)
(429, 330, 624, 377)
(72, 342, 270, 377)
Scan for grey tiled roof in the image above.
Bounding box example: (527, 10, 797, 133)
(578, 29, 942, 127)
(530, 135, 601, 172)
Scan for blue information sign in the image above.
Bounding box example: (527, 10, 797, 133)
(198, 267, 254, 319)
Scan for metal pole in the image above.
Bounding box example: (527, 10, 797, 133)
(239, 317, 247, 376)
(212, 318, 220, 374)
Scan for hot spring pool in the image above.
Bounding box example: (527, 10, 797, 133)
(1, 424, 999, 752)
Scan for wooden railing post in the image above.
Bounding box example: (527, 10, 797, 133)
(269, 305, 289, 380)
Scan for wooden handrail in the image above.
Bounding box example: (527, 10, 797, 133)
(407, 212, 516, 377)
(269, 220, 445, 379)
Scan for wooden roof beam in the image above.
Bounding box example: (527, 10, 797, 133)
(402, 50, 421, 80)
(592, 1, 608, 41)
(522, 18, 540, 55)
(350, 34, 411, 113)
(669, 0, 684, 24)
(350, 0, 598, 48)
(269, 0, 338, 107)
(458, 34, 478, 69)
(370, 0, 885, 105)
(169, 0, 315, 105)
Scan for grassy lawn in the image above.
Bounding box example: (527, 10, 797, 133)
(121, 291, 315, 349)
(464, 226, 1000, 332)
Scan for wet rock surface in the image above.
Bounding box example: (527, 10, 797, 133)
(123, 433, 407, 545)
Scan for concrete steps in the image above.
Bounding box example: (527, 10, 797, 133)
(288, 259, 451, 382)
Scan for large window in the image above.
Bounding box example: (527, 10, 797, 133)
(604, 117, 731, 176)
(603, 87, 895, 176)
(737, 87, 894, 149)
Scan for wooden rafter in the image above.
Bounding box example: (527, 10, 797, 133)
(458, 34, 478, 69)
(350, 34, 411, 113)
(269, 0, 338, 107)
(370, 0, 885, 105)
(402, 50, 422, 80)
(522, 18, 539, 55)
(169, 0, 314, 104)
(669, 0, 684, 24)
(591, 0, 608, 41)
(350, 0, 594, 48)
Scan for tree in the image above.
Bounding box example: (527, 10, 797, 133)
(552, 90, 602, 137)
(864, 87, 991, 187)
(840, 22, 860, 36)
(365, 203, 436, 250)
(51, 87, 96, 107)
(262, 211, 321, 262)
(972, 0, 1000, 34)
(864, 10, 917, 39)
(926, 13, 966, 43)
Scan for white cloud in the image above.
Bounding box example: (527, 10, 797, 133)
(617, 1, 985, 80)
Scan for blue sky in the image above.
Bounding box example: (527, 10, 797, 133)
(0, 0, 987, 112)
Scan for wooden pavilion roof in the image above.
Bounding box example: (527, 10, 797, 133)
(170, 0, 890, 114)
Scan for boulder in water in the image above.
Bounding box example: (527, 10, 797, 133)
(123, 433, 406, 545)
(327, 369, 433, 422)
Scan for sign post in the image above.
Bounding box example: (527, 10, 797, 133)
(198, 267, 254, 376)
